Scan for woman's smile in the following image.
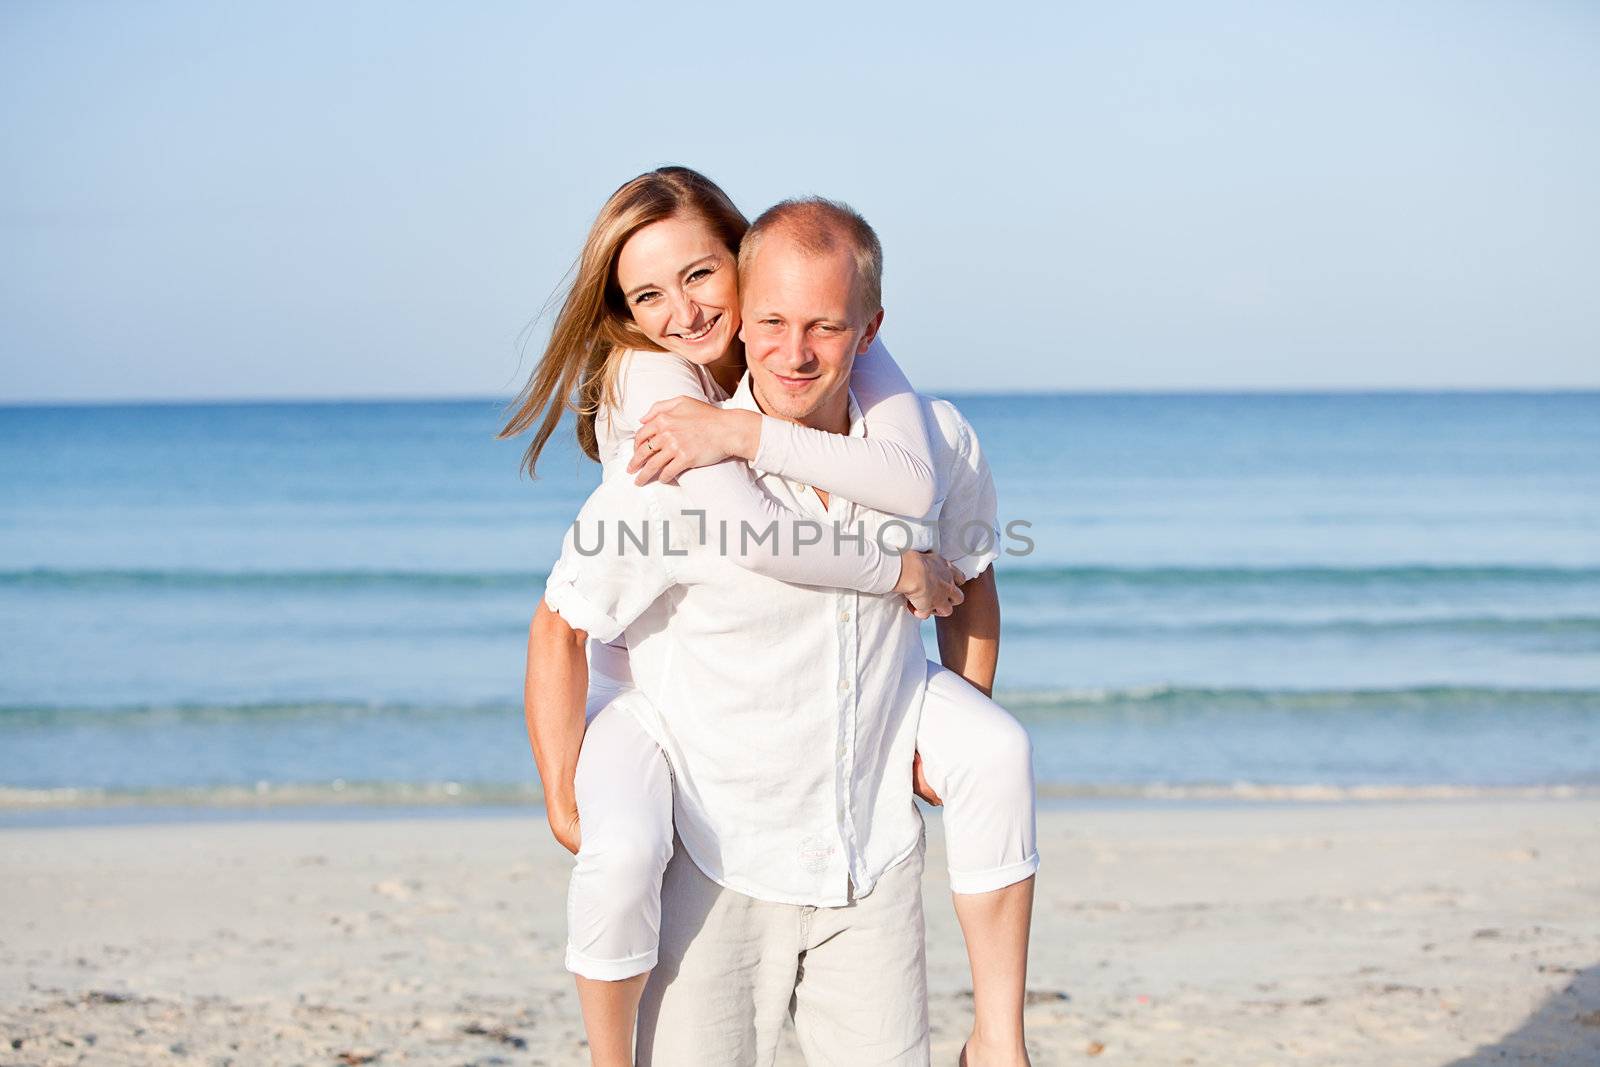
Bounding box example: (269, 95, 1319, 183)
(673, 312, 721, 344)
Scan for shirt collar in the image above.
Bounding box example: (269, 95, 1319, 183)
(728, 371, 865, 475)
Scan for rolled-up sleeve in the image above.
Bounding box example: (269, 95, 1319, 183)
(542, 472, 679, 644)
(936, 416, 1001, 582)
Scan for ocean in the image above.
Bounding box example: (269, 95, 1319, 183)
(2, 391, 1597, 812)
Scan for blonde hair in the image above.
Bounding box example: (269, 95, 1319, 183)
(737, 196, 883, 320)
(498, 166, 748, 475)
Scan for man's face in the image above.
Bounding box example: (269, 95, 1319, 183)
(739, 234, 883, 429)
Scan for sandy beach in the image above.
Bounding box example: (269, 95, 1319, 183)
(3, 799, 1597, 1066)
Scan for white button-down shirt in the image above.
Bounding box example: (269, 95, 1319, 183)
(543, 372, 1000, 906)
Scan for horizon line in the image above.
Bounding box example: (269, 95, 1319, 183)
(4, 384, 1600, 409)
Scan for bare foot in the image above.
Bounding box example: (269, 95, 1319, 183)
(960, 1036, 1031, 1067)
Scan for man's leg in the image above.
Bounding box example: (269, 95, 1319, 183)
(788, 833, 931, 1066)
(635, 842, 801, 1066)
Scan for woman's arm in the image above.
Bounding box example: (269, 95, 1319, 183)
(752, 336, 938, 515)
(610, 351, 958, 609)
(629, 337, 938, 517)
(524, 598, 587, 854)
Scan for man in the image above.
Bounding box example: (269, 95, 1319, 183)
(531, 198, 1010, 1064)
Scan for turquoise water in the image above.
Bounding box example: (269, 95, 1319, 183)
(2, 392, 1597, 805)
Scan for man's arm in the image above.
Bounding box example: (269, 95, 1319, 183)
(914, 402, 1004, 807)
(914, 567, 1001, 807)
(529, 470, 683, 851)
(525, 597, 588, 854)
(934, 566, 1000, 696)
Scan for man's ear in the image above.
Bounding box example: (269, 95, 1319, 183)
(856, 308, 885, 354)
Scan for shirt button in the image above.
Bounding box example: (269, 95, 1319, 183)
(839, 611, 850, 622)
(838, 678, 849, 691)
(836, 743, 846, 759)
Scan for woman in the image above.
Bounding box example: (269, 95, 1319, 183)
(502, 167, 1038, 1067)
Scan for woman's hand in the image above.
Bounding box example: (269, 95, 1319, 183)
(548, 801, 582, 855)
(895, 551, 965, 619)
(628, 398, 761, 486)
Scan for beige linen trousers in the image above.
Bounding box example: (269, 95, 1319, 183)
(635, 827, 931, 1066)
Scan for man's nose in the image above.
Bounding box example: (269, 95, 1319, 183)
(774, 326, 812, 370)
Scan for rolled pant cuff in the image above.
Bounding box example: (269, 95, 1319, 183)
(948, 851, 1040, 896)
(565, 944, 658, 982)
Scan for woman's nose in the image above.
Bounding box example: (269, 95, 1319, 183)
(669, 292, 698, 328)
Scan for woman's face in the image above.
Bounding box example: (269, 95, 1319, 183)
(614, 214, 741, 365)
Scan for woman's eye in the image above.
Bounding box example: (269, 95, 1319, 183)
(687, 267, 713, 283)
(633, 292, 659, 305)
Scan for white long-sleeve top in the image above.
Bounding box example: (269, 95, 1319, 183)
(592, 336, 936, 597)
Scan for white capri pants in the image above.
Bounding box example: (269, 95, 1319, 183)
(565, 653, 1039, 981)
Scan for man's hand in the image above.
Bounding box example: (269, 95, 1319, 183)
(896, 551, 965, 619)
(628, 398, 761, 486)
(548, 801, 582, 855)
(912, 750, 943, 806)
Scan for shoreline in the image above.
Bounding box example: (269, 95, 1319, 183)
(3, 780, 1595, 827)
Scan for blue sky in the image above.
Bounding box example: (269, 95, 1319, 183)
(2, 0, 1596, 401)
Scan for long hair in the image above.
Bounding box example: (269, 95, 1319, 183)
(498, 166, 748, 475)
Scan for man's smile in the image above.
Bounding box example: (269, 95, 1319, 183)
(771, 370, 819, 390)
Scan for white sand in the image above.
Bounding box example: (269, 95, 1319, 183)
(3, 799, 1598, 1065)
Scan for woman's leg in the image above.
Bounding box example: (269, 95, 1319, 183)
(567, 688, 674, 1067)
(916, 660, 1039, 1067)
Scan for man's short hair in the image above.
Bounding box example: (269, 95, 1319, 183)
(737, 197, 883, 320)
